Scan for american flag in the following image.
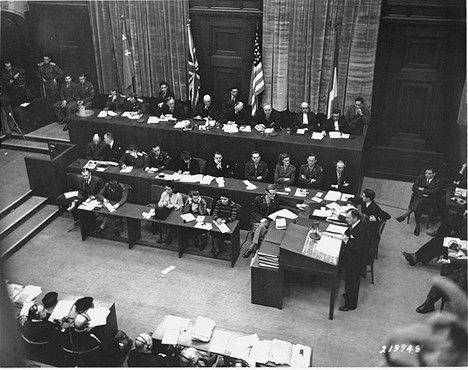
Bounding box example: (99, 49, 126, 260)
(187, 20, 200, 109)
(249, 25, 264, 116)
(121, 17, 134, 94)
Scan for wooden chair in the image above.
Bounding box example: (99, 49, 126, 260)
(365, 247, 376, 284)
(201, 195, 214, 215)
(211, 203, 241, 253)
(406, 194, 443, 229)
(116, 184, 132, 232)
(375, 219, 387, 259)
(193, 157, 207, 174)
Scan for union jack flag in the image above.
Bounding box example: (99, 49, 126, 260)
(249, 25, 264, 116)
(187, 20, 200, 109)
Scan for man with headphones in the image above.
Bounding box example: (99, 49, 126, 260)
(128, 332, 175, 367)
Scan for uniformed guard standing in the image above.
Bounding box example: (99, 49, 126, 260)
(35, 55, 64, 97)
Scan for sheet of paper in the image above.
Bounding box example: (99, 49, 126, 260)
(341, 193, 354, 201)
(64, 190, 79, 199)
(328, 131, 341, 138)
(49, 300, 75, 322)
(200, 175, 215, 185)
(209, 330, 232, 354)
(181, 213, 196, 222)
(316, 192, 323, 197)
(223, 124, 239, 133)
(294, 188, 308, 197)
(20, 102, 30, 107)
(249, 340, 272, 365)
(243, 180, 257, 190)
(229, 333, 260, 361)
(97, 110, 107, 118)
(341, 133, 350, 139)
(84, 160, 98, 170)
(215, 222, 230, 233)
(194, 222, 212, 230)
(311, 132, 323, 140)
(180, 174, 203, 183)
(291, 344, 312, 368)
(443, 237, 467, 248)
(95, 166, 108, 172)
(276, 218, 287, 229)
(268, 339, 292, 365)
(20, 301, 35, 316)
(87, 307, 110, 327)
(191, 316, 216, 342)
(239, 125, 252, 132)
(326, 224, 348, 235)
(268, 208, 298, 220)
(315, 234, 342, 258)
(284, 187, 291, 192)
(311, 196, 323, 203)
(215, 177, 225, 187)
(196, 215, 205, 222)
(6, 283, 23, 300)
(147, 116, 160, 124)
(296, 128, 306, 134)
(161, 315, 191, 331)
(174, 121, 187, 129)
(325, 202, 340, 211)
(104, 202, 115, 213)
(120, 166, 133, 173)
(312, 209, 332, 217)
(276, 191, 289, 195)
(162, 328, 180, 345)
(324, 190, 341, 201)
(161, 265, 176, 275)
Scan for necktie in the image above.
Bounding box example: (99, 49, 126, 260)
(334, 120, 339, 130)
(337, 172, 341, 184)
(170, 108, 173, 113)
(266, 113, 270, 121)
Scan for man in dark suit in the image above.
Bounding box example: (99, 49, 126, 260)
(103, 132, 125, 163)
(205, 151, 234, 177)
(254, 104, 282, 131)
(222, 86, 242, 116)
(193, 94, 219, 121)
(344, 96, 370, 135)
(292, 102, 318, 132)
(127, 333, 173, 367)
(177, 151, 201, 175)
(86, 134, 106, 160)
(324, 109, 349, 134)
(340, 209, 370, 311)
(161, 97, 186, 120)
(223, 101, 252, 126)
(327, 160, 352, 192)
(244, 150, 268, 182)
(155, 81, 174, 109)
(396, 167, 443, 236)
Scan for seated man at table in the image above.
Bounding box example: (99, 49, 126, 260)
(86, 133, 106, 160)
(127, 332, 172, 367)
(344, 96, 370, 135)
(161, 97, 186, 120)
(56, 168, 104, 225)
(119, 144, 146, 169)
(223, 101, 252, 127)
(156, 181, 183, 245)
(396, 166, 442, 236)
(245, 150, 268, 182)
(177, 151, 201, 175)
(212, 190, 238, 257)
(292, 102, 319, 132)
(178, 347, 219, 367)
(144, 144, 171, 173)
(104, 132, 126, 163)
(324, 109, 349, 134)
(222, 86, 242, 116)
(243, 184, 307, 258)
(193, 94, 219, 121)
(182, 190, 208, 250)
(327, 159, 351, 192)
(205, 151, 234, 178)
(274, 153, 296, 187)
(254, 104, 282, 132)
(298, 153, 324, 189)
(403, 210, 467, 266)
(52, 74, 77, 127)
(123, 92, 142, 112)
(95, 179, 129, 236)
(105, 88, 125, 111)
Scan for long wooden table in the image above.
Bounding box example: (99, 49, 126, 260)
(68, 110, 366, 193)
(78, 202, 241, 267)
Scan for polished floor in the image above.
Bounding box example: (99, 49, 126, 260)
(1, 149, 445, 367)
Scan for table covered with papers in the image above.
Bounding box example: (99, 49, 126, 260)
(153, 315, 312, 367)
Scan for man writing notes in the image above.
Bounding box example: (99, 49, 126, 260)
(298, 153, 324, 189)
(242, 184, 307, 258)
(340, 209, 371, 312)
(396, 167, 442, 236)
(345, 96, 369, 135)
(254, 104, 282, 132)
(324, 109, 349, 134)
(144, 144, 171, 173)
(292, 102, 319, 132)
(224, 101, 252, 126)
(193, 94, 219, 121)
(245, 150, 269, 182)
(161, 97, 186, 120)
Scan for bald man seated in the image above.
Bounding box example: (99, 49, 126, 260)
(223, 101, 252, 126)
(254, 104, 283, 132)
(193, 94, 219, 121)
(127, 332, 175, 367)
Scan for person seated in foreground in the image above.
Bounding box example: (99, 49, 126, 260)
(297, 153, 324, 189)
(244, 150, 268, 182)
(182, 190, 208, 250)
(177, 151, 201, 175)
(273, 153, 296, 187)
(211, 191, 238, 257)
(193, 94, 219, 121)
(243, 184, 307, 258)
(156, 181, 183, 245)
(144, 144, 171, 173)
(324, 108, 349, 134)
(292, 102, 319, 132)
(76, 74, 95, 110)
(254, 104, 282, 132)
(396, 166, 442, 236)
(204, 151, 234, 178)
(95, 179, 129, 236)
(327, 160, 351, 192)
(127, 332, 174, 367)
(119, 144, 146, 169)
(86, 133, 106, 160)
(161, 97, 186, 120)
(105, 88, 125, 111)
(178, 346, 220, 367)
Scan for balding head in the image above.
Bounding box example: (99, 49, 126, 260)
(134, 333, 153, 352)
(203, 95, 211, 105)
(179, 347, 200, 367)
(300, 102, 309, 111)
(263, 104, 272, 114)
(92, 134, 100, 144)
(74, 313, 90, 331)
(234, 101, 244, 113)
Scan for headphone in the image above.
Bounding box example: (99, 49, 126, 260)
(231, 358, 250, 367)
(135, 334, 152, 351)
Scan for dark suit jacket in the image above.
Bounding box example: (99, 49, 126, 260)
(250, 194, 296, 225)
(223, 107, 252, 126)
(348, 198, 391, 227)
(86, 141, 106, 160)
(105, 94, 125, 111)
(411, 175, 442, 201)
(119, 151, 146, 168)
(345, 104, 370, 134)
(156, 89, 175, 105)
(177, 159, 201, 174)
(205, 160, 234, 178)
(222, 93, 242, 115)
(327, 168, 352, 192)
(104, 141, 126, 163)
(345, 221, 370, 263)
(161, 101, 186, 119)
(78, 176, 104, 201)
(193, 102, 219, 121)
(292, 112, 319, 131)
(123, 99, 142, 112)
(324, 116, 349, 133)
(255, 109, 282, 130)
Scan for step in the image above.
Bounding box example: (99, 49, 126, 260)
(0, 190, 33, 219)
(11, 132, 70, 144)
(365, 168, 419, 182)
(389, 133, 426, 150)
(0, 204, 59, 261)
(0, 196, 47, 238)
(1, 138, 49, 155)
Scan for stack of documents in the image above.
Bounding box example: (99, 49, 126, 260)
(311, 132, 324, 140)
(191, 316, 215, 342)
(223, 124, 239, 133)
(243, 180, 257, 190)
(294, 188, 308, 197)
(275, 218, 287, 230)
(215, 177, 225, 187)
(147, 116, 160, 124)
(258, 243, 279, 269)
(312, 208, 333, 218)
(97, 110, 117, 118)
(328, 132, 350, 139)
(9, 285, 42, 305)
(200, 175, 215, 185)
(268, 209, 298, 220)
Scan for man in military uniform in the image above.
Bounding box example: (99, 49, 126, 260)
(52, 75, 78, 126)
(36, 55, 64, 97)
(86, 133, 106, 160)
(298, 153, 325, 189)
(2, 61, 28, 106)
(144, 144, 171, 172)
(119, 144, 146, 169)
(123, 93, 142, 112)
(105, 88, 125, 111)
(244, 150, 269, 182)
(76, 74, 95, 109)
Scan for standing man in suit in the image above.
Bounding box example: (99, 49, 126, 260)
(345, 96, 370, 135)
(222, 86, 242, 116)
(324, 109, 349, 134)
(292, 102, 318, 132)
(193, 94, 219, 121)
(161, 97, 186, 119)
(340, 209, 370, 311)
(327, 160, 351, 192)
(254, 104, 282, 131)
(396, 167, 442, 236)
(155, 81, 174, 109)
(103, 132, 125, 163)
